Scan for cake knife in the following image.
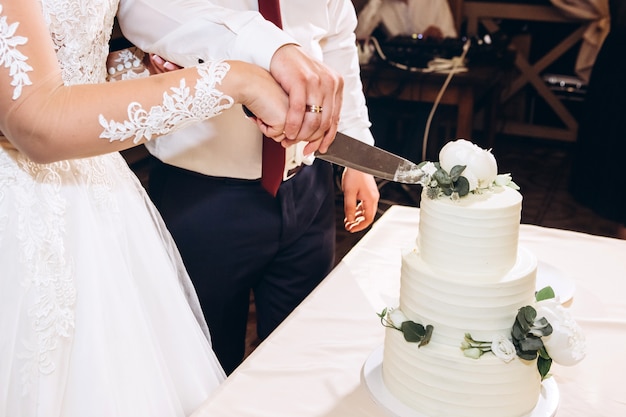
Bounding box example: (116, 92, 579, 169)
(243, 106, 426, 184)
(315, 131, 426, 184)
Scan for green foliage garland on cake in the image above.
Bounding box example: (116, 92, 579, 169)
(379, 287, 586, 380)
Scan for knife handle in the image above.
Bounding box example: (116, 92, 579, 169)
(242, 105, 256, 119)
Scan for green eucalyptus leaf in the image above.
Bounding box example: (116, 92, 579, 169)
(401, 321, 426, 343)
(449, 165, 466, 181)
(530, 318, 553, 337)
(514, 344, 538, 361)
(535, 286, 556, 301)
(419, 324, 434, 347)
(538, 346, 551, 360)
(518, 335, 544, 352)
(517, 306, 536, 330)
(511, 322, 526, 341)
(541, 317, 554, 336)
(517, 350, 538, 361)
(537, 356, 553, 380)
(453, 176, 470, 197)
(433, 169, 452, 185)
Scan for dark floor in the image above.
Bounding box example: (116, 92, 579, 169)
(123, 132, 622, 360)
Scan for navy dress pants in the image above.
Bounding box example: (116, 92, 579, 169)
(148, 158, 336, 374)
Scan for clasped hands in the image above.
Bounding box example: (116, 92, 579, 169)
(147, 44, 377, 233)
(147, 44, 342, 156)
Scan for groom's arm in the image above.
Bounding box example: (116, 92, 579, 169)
(116, 0, 293, 69)
(116, 0, 343, 145)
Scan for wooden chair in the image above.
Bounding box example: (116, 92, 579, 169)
(463, 2, 590, 141)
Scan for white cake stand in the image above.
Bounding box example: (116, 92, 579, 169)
(362, 346, 559, 417)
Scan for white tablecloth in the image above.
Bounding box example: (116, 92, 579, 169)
(193, 205, 626, 417)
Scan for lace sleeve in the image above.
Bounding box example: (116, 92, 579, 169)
(0, 0, 234, 163)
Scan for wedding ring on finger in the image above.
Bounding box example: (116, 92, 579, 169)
(305, 104, 323, 113)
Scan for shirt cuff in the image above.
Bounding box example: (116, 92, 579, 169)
(230, 19, 298, 70)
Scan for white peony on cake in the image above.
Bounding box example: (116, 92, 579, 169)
(376, 140, 585, 417)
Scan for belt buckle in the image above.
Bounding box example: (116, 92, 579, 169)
(283, 164, 303, 181)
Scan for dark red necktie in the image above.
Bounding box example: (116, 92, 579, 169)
(258, 0, 285, 196)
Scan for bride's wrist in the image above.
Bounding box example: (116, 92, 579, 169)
(221, 60, 253, 105)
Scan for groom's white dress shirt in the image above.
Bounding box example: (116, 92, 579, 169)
(117, 0, 375, 179)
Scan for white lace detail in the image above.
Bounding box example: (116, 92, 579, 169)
(0, 4, 34, 99)
(1, 0, 119, 396)
(14, 157, 76, 394)
(106, 47, 150, 82)
(2, 150, 132, 397)
(99, 61, 234, 143)
(41, 0, 117, 86)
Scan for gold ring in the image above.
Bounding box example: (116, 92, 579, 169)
(306, 104, 323, 113)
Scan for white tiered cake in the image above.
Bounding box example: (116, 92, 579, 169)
(377, 140, 585, 417)
(383, 187, 540, 417)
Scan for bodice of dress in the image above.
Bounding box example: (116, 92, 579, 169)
(0, 0, 125, 209)
(40, 0, 118, 86)
(0, 0, 117, 150)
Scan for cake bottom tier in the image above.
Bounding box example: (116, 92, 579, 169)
(382, 330, 542, 417)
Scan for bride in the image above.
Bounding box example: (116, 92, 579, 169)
(0, 1, 332, 416)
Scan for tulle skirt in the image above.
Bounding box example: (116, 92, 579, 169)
(0, 144, 225, 417)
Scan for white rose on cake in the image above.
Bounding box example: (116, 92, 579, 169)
(491, 334, 517, 362)
(439, 139, 498, 191)
(535, 298, 586, 366)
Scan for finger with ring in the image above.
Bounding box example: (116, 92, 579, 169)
(305, 104, 323, 113)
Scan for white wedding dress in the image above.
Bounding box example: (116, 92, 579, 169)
(0, 1, 226, 416)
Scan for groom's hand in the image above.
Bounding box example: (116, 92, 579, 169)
(268, 44, 342, 155)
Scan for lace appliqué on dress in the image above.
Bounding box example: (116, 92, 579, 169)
(98, 60, 234, 143)
(0, 4, 34, 99)
(2, 0, 119, 397)
(11, 156, 77, 395)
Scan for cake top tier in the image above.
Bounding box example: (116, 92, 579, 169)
(412, 139, 523, 277)
(418, 186, 522, 278)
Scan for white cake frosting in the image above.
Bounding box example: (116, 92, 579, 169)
(418, 186, 523, 280)
(381, 186, 542, 417)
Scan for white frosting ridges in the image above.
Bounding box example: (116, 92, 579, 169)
(381, 184, 542, 417)
(418, 186, 522, 280)
(400, 246, 537, 345)
(383, 329, 541, 417)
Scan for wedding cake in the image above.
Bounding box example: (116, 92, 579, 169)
(377, 140, 585, 417)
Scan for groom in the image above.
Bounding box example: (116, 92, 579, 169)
(116, 0, 379, 374)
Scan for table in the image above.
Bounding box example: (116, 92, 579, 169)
(192, 205, 626, 417)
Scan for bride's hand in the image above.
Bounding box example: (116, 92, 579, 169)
(224, 61, 289, 142)
(149, 54, 288, 143)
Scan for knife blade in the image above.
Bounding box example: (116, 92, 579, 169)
(315, 132, 426, 184)
(241, 106, 425, 184)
